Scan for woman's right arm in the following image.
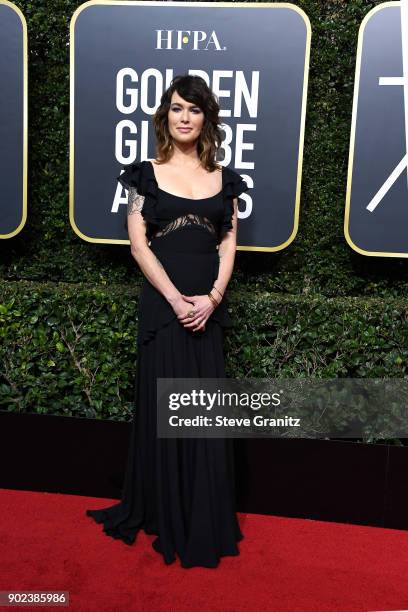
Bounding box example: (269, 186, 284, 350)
(126, 190, 188, 315)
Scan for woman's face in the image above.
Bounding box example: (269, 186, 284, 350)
(167, 90, 205, 145)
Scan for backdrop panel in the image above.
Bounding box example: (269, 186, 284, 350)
(70, 0, 310, 251)
(345, 1, 408, 257)
(0, 0, 27, 239)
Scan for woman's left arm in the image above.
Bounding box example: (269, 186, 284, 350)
(180, 198, 238, 331)
(213, 197, 238, 297)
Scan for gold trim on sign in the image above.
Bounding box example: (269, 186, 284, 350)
(69, 1, 311, 251)
(344, 1, 408, 258)
(0, 0, 28, 239)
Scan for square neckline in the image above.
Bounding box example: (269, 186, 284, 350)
(148, 160, 223, 201)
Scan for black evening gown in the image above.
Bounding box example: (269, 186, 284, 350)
(86, 159, 249, 568)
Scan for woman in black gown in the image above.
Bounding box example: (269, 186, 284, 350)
(86, 75, 249, 568)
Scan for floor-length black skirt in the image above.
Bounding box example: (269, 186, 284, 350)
(86, 314, 243, 568)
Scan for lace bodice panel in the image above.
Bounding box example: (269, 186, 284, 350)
(152, 213, 216, 238)
(127, 186, 218, 239)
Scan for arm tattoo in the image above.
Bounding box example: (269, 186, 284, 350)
(127, 186, 145, 215)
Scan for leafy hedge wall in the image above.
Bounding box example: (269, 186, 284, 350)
(2, 280, 408, 431)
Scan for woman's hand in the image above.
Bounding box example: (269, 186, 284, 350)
(171, 295, 198, 320)
(178, 293, 219, 332)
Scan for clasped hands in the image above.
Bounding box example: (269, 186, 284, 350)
(173, 293, 218, 332)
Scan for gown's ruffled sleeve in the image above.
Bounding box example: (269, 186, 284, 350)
(220, 167, 250, 240)
(117, 161, 160, 238)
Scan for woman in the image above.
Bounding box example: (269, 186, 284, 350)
(86, 75, 249, 568)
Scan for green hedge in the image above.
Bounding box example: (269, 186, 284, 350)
(2, 280, 408, 426)
(3, 0, 408, 297)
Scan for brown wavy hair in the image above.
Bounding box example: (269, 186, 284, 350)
(153, 75, 223, 172)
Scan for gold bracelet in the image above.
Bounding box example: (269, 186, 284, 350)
(212, 285, 223, 299)
(208, 292, 219, 308)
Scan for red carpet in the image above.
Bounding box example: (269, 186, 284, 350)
(1, 488, 408, 612)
